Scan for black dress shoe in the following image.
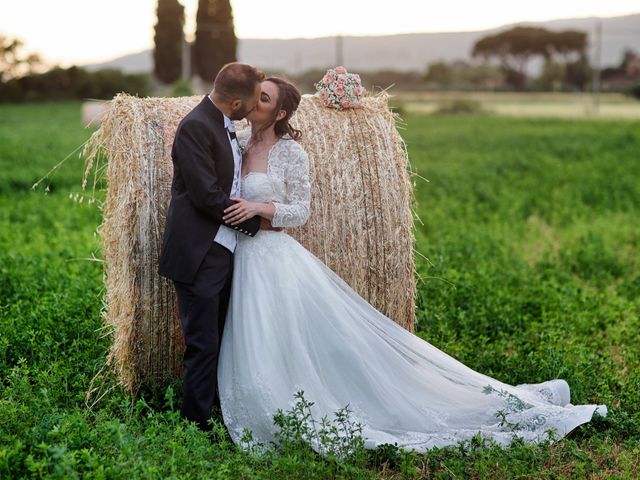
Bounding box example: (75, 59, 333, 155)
(197, 419, 213, 432)
(211, 404, 224, 422)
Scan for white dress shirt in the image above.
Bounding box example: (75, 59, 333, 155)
(209, 96, 243, 253)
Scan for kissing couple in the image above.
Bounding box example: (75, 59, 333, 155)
(158, 62, 606, 453)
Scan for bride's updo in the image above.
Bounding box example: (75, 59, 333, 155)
(257, 77, 302, 141)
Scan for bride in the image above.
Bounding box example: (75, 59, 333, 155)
(216, 77, 607, 454)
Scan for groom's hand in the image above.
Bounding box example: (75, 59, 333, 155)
(260, 217, 283, 232)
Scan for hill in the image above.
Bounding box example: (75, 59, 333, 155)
(84, 13, 640, 75)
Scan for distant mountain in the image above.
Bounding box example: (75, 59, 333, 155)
(83, 13, 640, 75)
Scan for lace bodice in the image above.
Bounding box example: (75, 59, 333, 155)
(236, 128, 311, 228)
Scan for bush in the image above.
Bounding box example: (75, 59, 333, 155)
(625, 81, 640, 101)
(169, 78, 194, 97)
(433, 98, 484, 115)
(0, 67, 152, 102)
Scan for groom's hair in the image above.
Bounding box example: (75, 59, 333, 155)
(214, 63, 265, 101)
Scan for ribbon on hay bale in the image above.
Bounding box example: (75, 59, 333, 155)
(83, 90, 418, 394)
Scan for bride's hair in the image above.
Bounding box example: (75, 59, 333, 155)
(253, 77, 302, 143)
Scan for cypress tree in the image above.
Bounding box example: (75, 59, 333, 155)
(153, 0, 185, 84)
(192, 0, 237, 82)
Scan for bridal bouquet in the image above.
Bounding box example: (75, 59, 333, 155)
(314, 66, 365, 110)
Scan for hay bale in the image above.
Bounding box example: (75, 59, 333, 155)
(84, 92, 417, 394)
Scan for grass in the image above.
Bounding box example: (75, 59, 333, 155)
(0, 101, 639, 478)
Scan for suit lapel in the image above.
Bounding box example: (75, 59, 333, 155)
(213, 120, 234, 164)
(200, 95, 235, 179)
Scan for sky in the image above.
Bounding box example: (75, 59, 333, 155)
(1, 0, 638, 67)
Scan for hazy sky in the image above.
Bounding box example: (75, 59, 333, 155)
(1, 0, 638, 66)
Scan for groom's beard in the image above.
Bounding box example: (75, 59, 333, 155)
(228, 102, 253, 121)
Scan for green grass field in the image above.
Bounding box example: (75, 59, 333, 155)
(0, 102, 639, 479)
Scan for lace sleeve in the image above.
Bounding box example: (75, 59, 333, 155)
(272, 142, 311, 228)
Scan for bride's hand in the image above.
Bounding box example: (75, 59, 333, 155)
(223, 198, 262, 225)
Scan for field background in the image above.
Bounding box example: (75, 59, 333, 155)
(396, 91, 640, 119)
(0, 99, 639, 479)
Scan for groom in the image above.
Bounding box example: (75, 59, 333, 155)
(159, 62, 277, 432)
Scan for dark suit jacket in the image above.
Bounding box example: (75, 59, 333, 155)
(158, 95, 260, 283)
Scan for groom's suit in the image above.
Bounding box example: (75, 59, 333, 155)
(158, 95, 260, 431)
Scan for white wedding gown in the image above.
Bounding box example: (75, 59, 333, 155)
(217, 131, 607, 454)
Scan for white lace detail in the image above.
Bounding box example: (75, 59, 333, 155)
(219, 369, 282, 453)
(236, 129, 311, 228)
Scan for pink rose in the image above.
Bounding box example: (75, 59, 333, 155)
(340, 98, 351, 108)
(354, 86, 363, 96)
(334, 66, 347, 74)
(334, 85, 345, 96)
(323, 74, 334, 85)
(320, 90, 329, 100)
(337, 76, 347, 85)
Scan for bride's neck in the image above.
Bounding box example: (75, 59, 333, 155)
(250, 124, 278, 145)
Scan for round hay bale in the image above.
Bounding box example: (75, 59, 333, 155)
(84, 92, 417, 394)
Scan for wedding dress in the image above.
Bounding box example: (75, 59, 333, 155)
(217, 130, 607, 454)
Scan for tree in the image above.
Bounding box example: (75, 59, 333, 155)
(564, 52, 591, 90)
(472, 27, 588, 91)
(472, 27, 549, 90)
(153, 0, 185, 84)
(545, 30, 587, 64)
(545, 30, 589, 90)
(0, 35, 43, 82)
(619, 48, 640, 74)
(192, 0, 237, 82)
(536, 60, 566, 91)
(424, 61, 454, 89)
(423, 60, 504, 90)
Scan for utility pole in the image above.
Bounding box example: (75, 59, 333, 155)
(336, 34, 344, 66)
(592, 19, 602, 115)
(293, 51, 302, 75)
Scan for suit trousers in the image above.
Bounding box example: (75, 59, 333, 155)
(173, 240, 233, 431)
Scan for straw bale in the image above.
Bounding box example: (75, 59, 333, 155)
(84, 92, 417, 393)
